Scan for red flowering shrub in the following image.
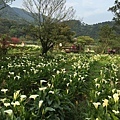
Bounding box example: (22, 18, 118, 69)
(11, 37, 21, 45)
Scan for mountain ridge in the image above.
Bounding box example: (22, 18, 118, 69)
(0, 3, 114, 39)
(0, 2, 34, 23)
(12, 7, 34, 22)
(0, 2, 113, 25)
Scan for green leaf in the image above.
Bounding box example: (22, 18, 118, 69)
(45, 107, 55, 113)
(111, 113, 119, 120)
(16, 117, 22, 120)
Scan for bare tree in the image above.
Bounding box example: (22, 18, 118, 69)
(0, 0, 15, 10)
(109, 0, 120, 25)
(109, 0, 120, 34)
(23, 0, 75, 55)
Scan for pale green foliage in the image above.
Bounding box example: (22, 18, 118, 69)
(76, 36, 94, 45)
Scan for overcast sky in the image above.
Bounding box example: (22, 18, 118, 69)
(10, 0, 115, 25)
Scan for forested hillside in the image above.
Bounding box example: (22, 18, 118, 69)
(0, 2, 115, 40)
(63, 20, 115, 39)
(0, 18, 28, 37)
(0, 18, 114, 39)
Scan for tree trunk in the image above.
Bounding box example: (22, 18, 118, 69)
(42, 47, 48, 56)
(41, 41, 54, 56)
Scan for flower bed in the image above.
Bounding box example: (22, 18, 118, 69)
(0, 53, 120, 119)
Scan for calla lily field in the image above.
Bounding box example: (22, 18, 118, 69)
(0, 47, 120, 120)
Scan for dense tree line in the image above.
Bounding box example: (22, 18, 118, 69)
(0, 15, 119, 54)
(0, 18, 117, 40)
(63, 20, 115, 39)
(0, 18, 28, 37)
(0, 18, 111, 38)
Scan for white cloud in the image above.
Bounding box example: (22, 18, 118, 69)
(82, 0, 93, 6)
(67, 0, 114, 24)
(10, 0, 114, 24)
(84, 12, 113, 24)
(66, 1, 78, 8)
